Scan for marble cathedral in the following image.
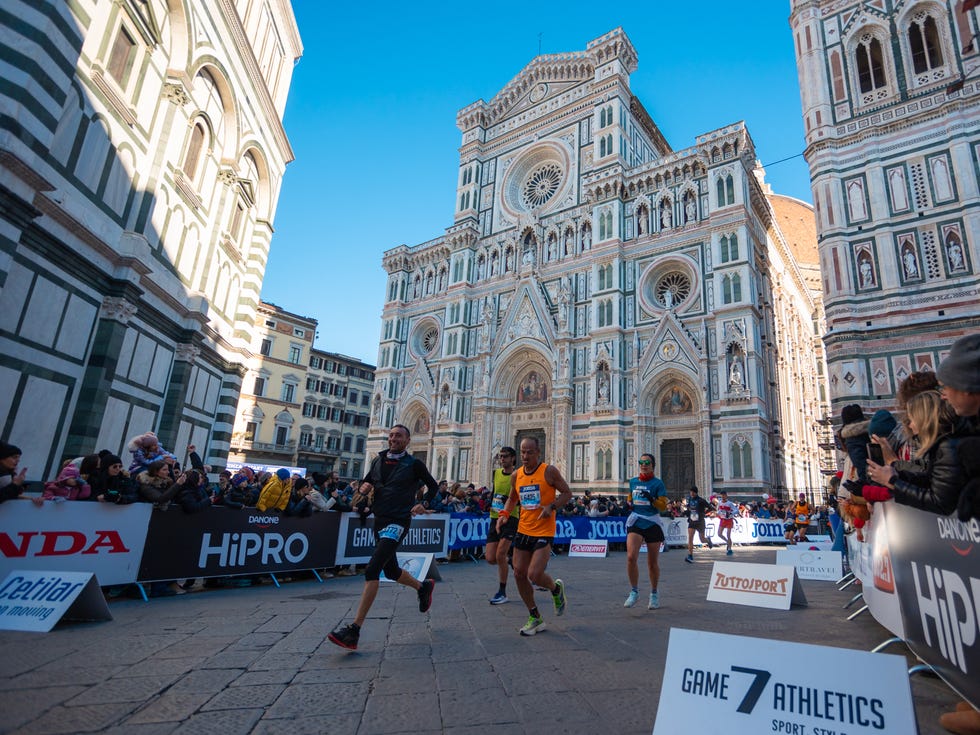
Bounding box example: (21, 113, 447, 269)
(790, 1, 980, 413)
(369, 29, 829, 498)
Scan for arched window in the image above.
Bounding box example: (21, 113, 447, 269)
(731, 273, 742, 302)
(183, 122, 207, 183)
(720, 235, 730, 263)
(730, 439, 753, 479)
(600, 136, 607, 157)
(716, 177, 725, 207)
(722, 275, 732, 304)
(909, 14, 943, 74)
(725, 175, 734, 205)
(855, 36, 886, 94)
(729, 233, 739, 260)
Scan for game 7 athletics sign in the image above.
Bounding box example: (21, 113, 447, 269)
(653, 628, 917, 735)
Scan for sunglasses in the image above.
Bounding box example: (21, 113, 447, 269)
(638, 460, 652, 465)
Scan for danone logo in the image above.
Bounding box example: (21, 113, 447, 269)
(935, 516, 978, 557)
(873, 547, 896, 593)
(0, 531, 130, 557)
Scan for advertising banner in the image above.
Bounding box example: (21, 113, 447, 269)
(568, 539, 609, 557)
(335, 513, 449, 564)
(0, 570, 111, 632)
(775, 549, 842, 581)
(706, 561, 807, 610)
(884, 502, 980, 708)
(0, 501, 151, 586)
(847, 508, 905, 639)
(138, 508, 341, 581)
(653, 628, 917, 735)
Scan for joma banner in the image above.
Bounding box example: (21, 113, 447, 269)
(138, 508, 341, 581)
(883, 502, 980, 708)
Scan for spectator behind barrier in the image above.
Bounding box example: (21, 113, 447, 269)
(137, 459, 184, 509)
(0, 443, 28, 502)
(256, 468, 291, 512)
(866, 391, 964, 515)
(91, 454, 135, 504)
(176, 470, 211, 513)
(127, 432, 175, 475)
(43, 462, 91, 501)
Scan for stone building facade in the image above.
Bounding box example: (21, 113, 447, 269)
(790, 1, 980, 413)
(370, 29, 829, 498)
(0, 0, 301, 479)
(227, 301, 375, 480)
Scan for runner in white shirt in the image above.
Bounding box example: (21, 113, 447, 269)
(715, 490, 736, 556)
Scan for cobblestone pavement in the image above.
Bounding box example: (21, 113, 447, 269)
(0, 546, 961, 734)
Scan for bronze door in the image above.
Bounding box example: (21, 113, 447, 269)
(660, 438, 695, 498)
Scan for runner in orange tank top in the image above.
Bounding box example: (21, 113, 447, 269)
(496, 437, 572, 636)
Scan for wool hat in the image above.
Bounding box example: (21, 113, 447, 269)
(103, 454, 123, 468)
(841, 404, 865, 425)
(0, 443, 21, 459)
(276, 468, 290, 481)
(294, 477, 309, 491)
(937, 333, 980, 393)
(867, 410, 898, 438)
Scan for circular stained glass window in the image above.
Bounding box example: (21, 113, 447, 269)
(521, 163, 563, 209)
(655, 272, 691, 308)
(420, 326, 439, 354)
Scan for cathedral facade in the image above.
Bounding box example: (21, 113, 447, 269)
(0, 1, 301, 478)
(790, 1, 980, 412)
(370, 29, 829, 499)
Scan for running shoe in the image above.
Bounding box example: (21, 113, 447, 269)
(418, 579, 435, 613)
(519, 615, 546, 636)
(624, 590, 639, 608)
(648, 591, 660, 609)
(707, 539, 714, 549)
(726, 549, 733, 556)
(685, 554, 694, 563)
(327, 623, 359, 650)
(489, 591, 509, 605)
(552, 579, 566, 616)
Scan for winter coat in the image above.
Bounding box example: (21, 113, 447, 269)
(839, 419, 871, 498)
(43, 464, 91, 501)
(136, 471, 179, 509)
(90, 470, 136, 504)
(256, 476, 291, 513)
(306, 489, 335, 512)
(890, 421, 967, 516)
(177, 481, 212, 513)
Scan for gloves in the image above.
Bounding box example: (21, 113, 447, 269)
(861, 484, 893, 503)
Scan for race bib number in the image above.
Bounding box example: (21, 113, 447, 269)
(689, 512, 699, 522)
(796, 514, 808, 524)
(519, 484, 541, 509)
(632, 488, 651, 509)
(378, 523, 405, 542)
(491, 495, 506, 511)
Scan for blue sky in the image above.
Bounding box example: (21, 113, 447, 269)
(260, 2, 812, 364)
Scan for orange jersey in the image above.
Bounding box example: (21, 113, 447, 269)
(514, 462, 558, 537)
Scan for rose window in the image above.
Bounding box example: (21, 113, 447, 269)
(521, 163, 563, 209)
(655, 272, 691, 308)
(420, 326, 439, 353)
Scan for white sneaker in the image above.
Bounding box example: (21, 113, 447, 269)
(648, 591, 660, 609)
(624, 590, 639, 608)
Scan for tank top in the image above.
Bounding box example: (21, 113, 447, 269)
(515, 462, 557, 538)
(489, 468, 519, 520)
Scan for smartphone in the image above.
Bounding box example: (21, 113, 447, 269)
(867, 443, 884, 465)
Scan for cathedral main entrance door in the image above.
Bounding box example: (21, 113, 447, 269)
(660, 438, 695, 497)
(514, 428, 546, 460)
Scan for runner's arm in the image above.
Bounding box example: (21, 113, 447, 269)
(542, 465, 572, 517)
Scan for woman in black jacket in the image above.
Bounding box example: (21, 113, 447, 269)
(867, 390, 964, 515)
(176, 470, 211, 513)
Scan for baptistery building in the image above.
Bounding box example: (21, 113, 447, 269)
(0, 1, 300, 479)
(370, 29, 829, 498)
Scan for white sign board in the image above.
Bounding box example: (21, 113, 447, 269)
(706, 561, 807, 610)
(775, 549, 842, 581)
(380, 553, 435, 583)
(568, 539, 608, 557)
(0, 571, 112, 632)
(0, 502, 151, 586)
(653, 628, 917, 735)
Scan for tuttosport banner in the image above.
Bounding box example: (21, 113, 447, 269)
(138, 508, 341, 581)
(0, 501, 151, 586)
(882, 502, 980, 708)
(446, 513, 788, 550)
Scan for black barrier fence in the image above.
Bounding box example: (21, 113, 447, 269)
(138, 509, 343, 582)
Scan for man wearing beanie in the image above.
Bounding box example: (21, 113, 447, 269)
(937, 333, 980, 432)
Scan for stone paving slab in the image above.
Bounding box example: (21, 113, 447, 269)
(0, 546, 965, 734)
